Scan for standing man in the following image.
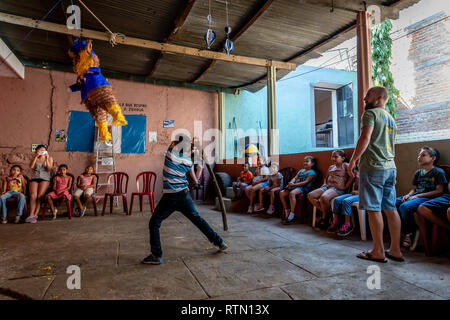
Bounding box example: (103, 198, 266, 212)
(142, 134, 228, 265)
(347, 86, 404, 263)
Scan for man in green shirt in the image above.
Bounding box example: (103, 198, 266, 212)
(347, 86, 404, 263)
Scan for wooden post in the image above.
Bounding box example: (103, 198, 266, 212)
(356, 11, 372, 128)
(204, 161, 228, 231)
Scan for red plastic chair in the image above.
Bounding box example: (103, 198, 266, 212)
(41, 173, 75, 220)
(101, 172, 129, 215)
(129, 171, 157, 215)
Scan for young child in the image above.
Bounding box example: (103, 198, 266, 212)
(73, 165, 97, 217)
(232, 163, 253, 200)
(307, 149, 353, 230)
(328, 167, 359, 236)
(1, 165, 27, 224)
(280, 156, 317, 224)
(396, 147, 446, 249)
(244, 156, 270, 214)
(254, 162, 284, 215)
(46, 164, 73, 220)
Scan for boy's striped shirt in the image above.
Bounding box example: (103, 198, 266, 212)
(162, 147, 193, 193)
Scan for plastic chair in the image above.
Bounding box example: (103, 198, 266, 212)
(41, 173, 75, 220)
(129, 171, 157, 215)
(101, 172, 129, 215)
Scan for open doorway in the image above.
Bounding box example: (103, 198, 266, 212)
(314, 89, 333, 148)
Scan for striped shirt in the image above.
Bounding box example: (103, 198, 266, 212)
(162, 146, 193, 193)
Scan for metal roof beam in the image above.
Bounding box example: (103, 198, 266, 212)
(0, 37, 25, 79)
(148, 0, 196, 77)
(193, 0, 274, 83)
(0, 12, 296, 71)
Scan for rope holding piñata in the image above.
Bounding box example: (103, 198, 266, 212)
(68, 39, 127, 143)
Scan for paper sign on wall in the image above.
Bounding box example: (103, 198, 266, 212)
(163, 120, 174, 128)
(149, 131, 157, 143)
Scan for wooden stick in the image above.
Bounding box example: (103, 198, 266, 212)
(204, 161, 228, 231)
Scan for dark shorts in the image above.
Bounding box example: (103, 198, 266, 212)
(30, 178, 50, 183)
(421, 194, 450, 220)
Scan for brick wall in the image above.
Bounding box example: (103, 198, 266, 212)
(395, 12, 450, 143)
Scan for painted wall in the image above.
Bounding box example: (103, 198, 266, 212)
(224, 65, 358, 158)
(0, 67, 218, 202)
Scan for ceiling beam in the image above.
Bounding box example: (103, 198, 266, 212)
(0, 37, 25, 79)
(148, 0, 196, 77)
(193, 0, 274, 83)
(0, 12, 295, 71)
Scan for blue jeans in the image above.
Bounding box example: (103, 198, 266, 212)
(1, 192, 26, 217)
(333, 194, 359, 216)
(396, 196, 432, 234)
(232, 182, 248, 199)
(149, 190, 223, 257)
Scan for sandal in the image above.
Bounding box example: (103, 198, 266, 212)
(356, 251, 387, 263)
(385, 251, 404, 262)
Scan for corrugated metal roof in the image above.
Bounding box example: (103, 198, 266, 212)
(0, 0, 422, 91)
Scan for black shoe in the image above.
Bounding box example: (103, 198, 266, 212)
(218, 240, 228, 251)
(317, 219, 329, 230)
(141, 254, 162, 265)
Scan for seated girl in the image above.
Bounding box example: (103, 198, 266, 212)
(73, 165, 97, 217)
(417, 180, 450, 230)
(328, 167, 359, 236)
(396, 147, 446, 249)
(1, 165, 27, 224)
(307, 149, 353, 230)
(244, 156, 269, 214)
(46, 164, 73, 220)
(254, 162, 284, 215)
(280, 156, 317, 224)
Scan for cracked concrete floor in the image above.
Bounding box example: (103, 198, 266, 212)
(0, 202, 449, 300)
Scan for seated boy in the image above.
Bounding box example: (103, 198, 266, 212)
(396, 147, 447, 248)
(232, 163, 253, 200)
(1, 165, 27, 224)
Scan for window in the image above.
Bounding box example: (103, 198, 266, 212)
(313, 83, 354, 148)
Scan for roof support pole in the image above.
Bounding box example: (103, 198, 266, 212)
(217, 91, 225, 163)
(267, 65, 278, 159)
(356, 11, 372, 129)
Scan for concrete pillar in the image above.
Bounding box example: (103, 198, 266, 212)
(356, 11, 372, 129)
(267, 65, 278, 158)
(217, 91, 225, 162)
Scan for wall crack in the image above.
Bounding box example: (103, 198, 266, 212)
(48, 71, 56, 148)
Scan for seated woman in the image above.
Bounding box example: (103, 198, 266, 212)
(417, 180, 450, 230)
(28, 144, 53, 224)
(307, 150, 353, 230)
(254, 162, 284, 216)
(280, 156, 317, 224)
(46, 164, 73, 220)
(244, 156, 269, 214)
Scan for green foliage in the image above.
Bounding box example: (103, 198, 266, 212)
(371, 19, 400, 118)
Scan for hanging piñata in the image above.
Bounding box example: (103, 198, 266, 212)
(68, 39, 127, 143)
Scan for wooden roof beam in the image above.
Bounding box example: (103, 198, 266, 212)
(148, 0, 196, 77)
(0, 12, 296, 71)
(192, 0, 274, 83)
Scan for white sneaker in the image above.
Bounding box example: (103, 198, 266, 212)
(247, 206, 253, 214)
(14, 216, 21, 224)
(1, 218, 7, 224)
(266, 205, 275, 215)
(410, 230, 420, 252)
(52, 209, 58, 220)
(80, 206, 87, 218)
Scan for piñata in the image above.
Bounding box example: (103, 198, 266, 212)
(68, 39, 127, 143)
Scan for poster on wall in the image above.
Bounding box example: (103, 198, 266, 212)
(56, 129, 66, 142)
(66, 111, 146, 154)
(31, 144, 40, 152)
(163, 120, 174, 128)
(149, 131, 157, 143)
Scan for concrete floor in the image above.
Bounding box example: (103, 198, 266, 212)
(0, 202, 449, 300)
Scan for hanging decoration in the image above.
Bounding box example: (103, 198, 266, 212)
(68, 39, 127, 143)
(223, 1, 234, 55)
(203, 0, 216, 49)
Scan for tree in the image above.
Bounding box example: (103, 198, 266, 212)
(371, 19, 400, 118)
